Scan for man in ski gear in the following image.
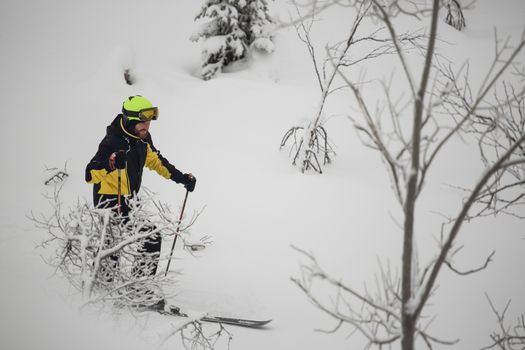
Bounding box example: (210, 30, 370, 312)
(85, 95, 196, 278)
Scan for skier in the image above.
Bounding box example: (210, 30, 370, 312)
(85, 95, 196, 281)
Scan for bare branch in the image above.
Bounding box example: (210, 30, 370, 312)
(482, 295, 525, 350)
(370, 0, 418, 99)
(415, 131, 525, 321)
(445, 250, 495, 276)
(291, 245, 455, 347)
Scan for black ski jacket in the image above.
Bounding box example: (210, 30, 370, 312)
(85, 115, 185, 207)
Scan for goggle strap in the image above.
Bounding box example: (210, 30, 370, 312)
(122, 107, 140, 118)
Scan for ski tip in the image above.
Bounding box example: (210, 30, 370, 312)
(233, 319, 273, 328)
(205, 317, 273, 328)
(256, 319, 273, 327)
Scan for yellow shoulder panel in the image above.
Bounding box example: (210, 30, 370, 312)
(145, 144, 172, 179)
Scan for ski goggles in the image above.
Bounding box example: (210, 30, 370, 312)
(123, 107, 159, 122)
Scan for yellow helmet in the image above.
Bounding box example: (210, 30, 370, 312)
(122, 95, 159, 122)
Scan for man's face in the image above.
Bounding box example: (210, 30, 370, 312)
(134, 121, 150, 139)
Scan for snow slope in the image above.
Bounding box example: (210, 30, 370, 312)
(0, 0, 524, 349)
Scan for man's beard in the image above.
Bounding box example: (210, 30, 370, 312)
(136, 129, 149, 139)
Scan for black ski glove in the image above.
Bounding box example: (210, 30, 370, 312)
(109, 150, 127, 170)
(115, 151, 127, 169)
(183, 173, 196, 192)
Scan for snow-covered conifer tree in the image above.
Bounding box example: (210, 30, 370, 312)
(443, 0, 466, 31)
(191, 0, 275, 80)
(242, 0, 275, 52)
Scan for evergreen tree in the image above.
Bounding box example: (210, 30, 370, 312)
(191, 0, 275, 80)
(444, 0, 466, 31)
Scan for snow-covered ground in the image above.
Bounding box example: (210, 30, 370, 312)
(1, 0, 524, 349)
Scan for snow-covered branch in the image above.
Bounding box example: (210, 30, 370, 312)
(31, 185, 202, 308)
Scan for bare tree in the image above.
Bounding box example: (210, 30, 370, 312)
(290, 1, 525, 349)
(279, 1, 357, 173)
(280, 1, 425, 173)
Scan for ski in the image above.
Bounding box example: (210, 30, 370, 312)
(158, 305, 272, 328)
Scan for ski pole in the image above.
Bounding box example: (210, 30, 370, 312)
(164, 189, 189, 276)
(117, 168, 122, 215)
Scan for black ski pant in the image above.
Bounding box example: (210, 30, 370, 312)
(94, 193, 162, 279)
(131, 232, 162, 277)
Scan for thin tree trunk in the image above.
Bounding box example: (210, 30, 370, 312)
(401, 1, 440, 349)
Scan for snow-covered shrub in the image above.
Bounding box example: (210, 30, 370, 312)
(32, 184, 228, 347)
(280, 122, 334, 174)
(33, 186, 190, 308)
(191, 0, 275, 80)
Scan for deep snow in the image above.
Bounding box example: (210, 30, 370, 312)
(0, 0, 524, 349)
